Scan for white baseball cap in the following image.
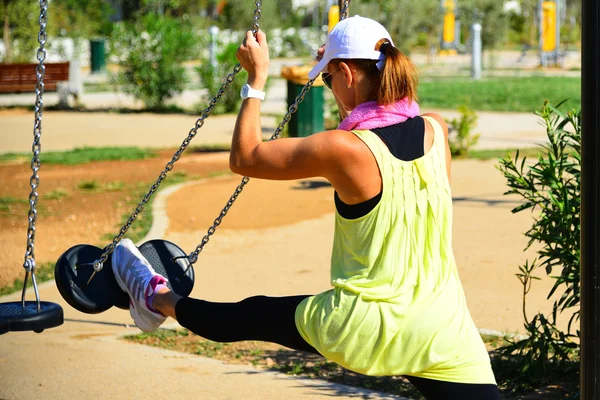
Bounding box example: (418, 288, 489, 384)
(308, 16, 394, 80)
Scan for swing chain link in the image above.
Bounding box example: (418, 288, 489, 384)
(20, 0, 48, 311)
(252, 0, 262, 34)
(340, 0, 351, 20)
(23, 0, 48, 273)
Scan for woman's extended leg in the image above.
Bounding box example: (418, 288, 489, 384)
(112, 239, 318, 354)
(153, 290, 318, 354)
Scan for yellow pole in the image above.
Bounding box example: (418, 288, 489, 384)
(542, 1, 557, 52)
(440, 0, 457, 55)
(328, 5, 340, 33)
(443, 0, 455, 44)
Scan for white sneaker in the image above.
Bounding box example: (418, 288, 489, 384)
(112, 238, 167, 332)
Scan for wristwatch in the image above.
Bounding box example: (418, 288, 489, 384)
(240, 83, 266, 100)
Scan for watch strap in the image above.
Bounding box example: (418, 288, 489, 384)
(241, 83, 266, 100)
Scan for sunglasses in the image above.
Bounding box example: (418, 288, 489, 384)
(321, 67, 339, 89)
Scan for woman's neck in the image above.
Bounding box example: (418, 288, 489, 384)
(354, 76, 377, 106)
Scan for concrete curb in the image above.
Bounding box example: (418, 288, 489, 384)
(139, 174, 237, 244)
(139, 180, 199, 244)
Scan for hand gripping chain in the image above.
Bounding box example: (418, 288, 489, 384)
(177, 0, 353, 274)
(85, 0, 352, 285)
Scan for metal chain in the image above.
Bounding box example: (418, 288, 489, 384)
(21, 0, 48, 310)
(90, 0, 346, 279)
(252, 0, 262, 34)
(87, 1, 264, 277)
(89, 64, 243, 275)
(340, 0, 351, 20)
(181, 0, 353, 268)
(184, 78, 317, 265)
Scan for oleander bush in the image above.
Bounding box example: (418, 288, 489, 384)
(496, 100, 580, 392)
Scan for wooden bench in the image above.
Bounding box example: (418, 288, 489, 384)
(0, 62, 70, 93)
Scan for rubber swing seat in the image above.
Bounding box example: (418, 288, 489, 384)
(0, 301, 63, 335)
(55, 244, 129, 314)
(55, 240, 195, 315)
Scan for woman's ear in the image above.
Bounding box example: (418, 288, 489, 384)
(339, 62, 354, 88)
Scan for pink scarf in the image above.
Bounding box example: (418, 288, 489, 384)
(337, 99, 420, 131)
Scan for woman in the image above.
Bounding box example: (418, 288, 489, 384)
(112, 16, 500, 399)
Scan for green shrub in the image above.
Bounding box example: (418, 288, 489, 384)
(196, 43, 248, 115)
(109, 14, 197, 109)
(280, 31, 311, 57)
(0, 0, 39, 62)
(496, 101, 580, 389)
(447, 106, 481, 157)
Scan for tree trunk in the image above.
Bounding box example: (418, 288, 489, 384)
(3, 0, 11, 63)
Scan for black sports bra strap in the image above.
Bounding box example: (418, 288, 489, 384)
(370, 116, 425, 162)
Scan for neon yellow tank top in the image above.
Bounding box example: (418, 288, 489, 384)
(295, 117, 496, 384)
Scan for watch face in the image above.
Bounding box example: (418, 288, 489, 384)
(241, 85, 249, 97)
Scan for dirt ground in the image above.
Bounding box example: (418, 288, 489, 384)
(0, 149, 565, 335)
(0, 150, 231, 287)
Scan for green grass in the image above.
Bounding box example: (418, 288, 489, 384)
(44, 189, 69, 200)
(0, 146, 157, 165)
(189, 144, 231, 153)
(463, 147, 545, 160)
(106, 181, 125, 191)
(418, 76, 581, 112)
(0, 196, 28, 212)
(0, 196, 49, 216)
(0, 262, 55, 297)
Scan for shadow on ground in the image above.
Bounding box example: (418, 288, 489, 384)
(251, 348, 423, 400)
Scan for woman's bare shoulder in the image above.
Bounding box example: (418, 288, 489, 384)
(421, 113, 449, 137)
(311, 129, 373, 163)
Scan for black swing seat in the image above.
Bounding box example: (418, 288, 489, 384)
(55, 239, 195, 314)
(0, 301, 63, 335)
(55, 244, 129, 314)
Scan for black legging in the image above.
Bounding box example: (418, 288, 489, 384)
(176, 295, 317, 354)
(175, 295, 500, 400)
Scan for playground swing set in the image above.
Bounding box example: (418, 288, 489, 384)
(0, 0, 351, 335)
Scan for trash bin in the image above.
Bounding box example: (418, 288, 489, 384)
(89, 38, 106, 73)
(281, 65, 324, 137)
